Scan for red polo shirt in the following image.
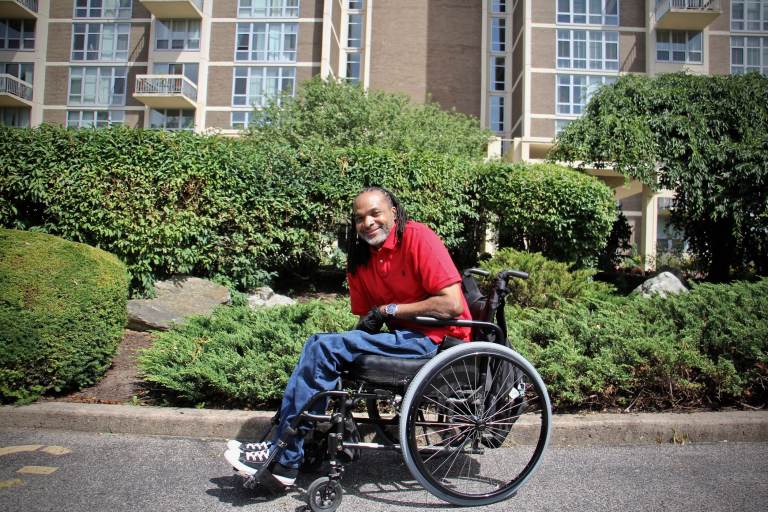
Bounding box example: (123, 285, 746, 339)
(348, 220, 471, 343)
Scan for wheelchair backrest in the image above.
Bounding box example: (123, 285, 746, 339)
(460, 270, 508, 344)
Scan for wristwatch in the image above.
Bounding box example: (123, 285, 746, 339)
(384, 303, 398, 319)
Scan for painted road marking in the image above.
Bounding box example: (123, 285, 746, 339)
(17, 466, 58, 476)
(0, 478, 25, 490)
(41, 446, 71, 456)
(0, 445, 43, 456)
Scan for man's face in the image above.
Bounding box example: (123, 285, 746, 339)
(353, 191, 397, 249)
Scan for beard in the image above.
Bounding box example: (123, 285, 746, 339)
(359, 224, 392, 247)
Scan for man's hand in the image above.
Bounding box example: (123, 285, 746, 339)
(355, 307, 384, 333)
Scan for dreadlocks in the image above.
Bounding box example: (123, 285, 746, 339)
(347, 186, 409, 275)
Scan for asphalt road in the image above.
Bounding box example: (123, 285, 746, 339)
(1, 428, 766, 512)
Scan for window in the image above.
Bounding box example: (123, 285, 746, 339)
(732, 0, 768, 32)
(68, 67, 127, 106)
(0, 19, 35, 50)
(232, 110, 262, 129)
(238, 0, 300, 18)
(72, 23, 130, 61)
(557, 29, 618, 70)
(156, 20, 201, 50)
(656, 30, 702, 63)
(0, 62, 34, 84)
(236, 23, 297, 61)
(75, 0, 133, 19)
(67, 110, 124, 128)
(0, 108, 30, 128)
(349, 1, 364, 9)
(232, 67, 296, 107)
(150, 109, 195, 131)
(491, 17, 506, 52)
(347, 15, 363, 48)
(556, 74, 616, 115)
(491, 56, 505, 91)
(153, 62, 199, 84)
(491, 0, 506, 14)
(555, 119, 572, 136)
(731, 36, 768, 74)
(489, 95, 504, 132)
(346, 52, 361, 83)
(557, 0, 618, 26)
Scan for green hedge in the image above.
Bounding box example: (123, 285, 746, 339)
(479, 248, 616, 309)
(506, 279, 768, 410)
(480, 162, 617, 267)
(0, 125, 478, 295)
(138, 300, 356, 408)
(0, 229, 128, 404)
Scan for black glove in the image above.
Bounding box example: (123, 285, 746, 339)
(355, 307, 384, 334)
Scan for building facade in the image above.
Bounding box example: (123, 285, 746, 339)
(0, 0, 758, 263)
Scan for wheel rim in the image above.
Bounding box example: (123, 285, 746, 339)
(403, 345, 550, 503)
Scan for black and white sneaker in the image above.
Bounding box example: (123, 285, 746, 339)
(226, 439, 272, 452)
(224, 448, 298, 487)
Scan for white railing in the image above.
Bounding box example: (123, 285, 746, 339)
(0, 74, 33, 101)
(656, 0, 721, 17)
(134, 74, 197, 101)
(13, 0, 39, 13)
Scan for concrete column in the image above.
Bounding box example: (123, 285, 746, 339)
(640, 184, 658, 271)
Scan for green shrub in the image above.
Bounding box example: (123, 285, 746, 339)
(506, 279, 768, 410)
(138, 300, 356, 408)
(0, 228, 128, 404)
(0, 125, 479, 295)
(479, 162, 617, 267)
(479, 248, 615, 309)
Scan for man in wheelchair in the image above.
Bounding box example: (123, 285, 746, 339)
(224, 186, 473, 488)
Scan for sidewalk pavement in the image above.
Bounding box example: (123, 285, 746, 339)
(1, 402, 767, 446)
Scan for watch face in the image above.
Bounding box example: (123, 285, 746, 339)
(386, 304, 397, 317)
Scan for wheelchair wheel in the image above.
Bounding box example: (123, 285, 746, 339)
(307, 477, 342, 512)
(399, 342, 551, 506)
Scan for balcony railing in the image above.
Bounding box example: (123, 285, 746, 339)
(655, 0, 722, 30)
(0, 73, 33, 107)
(138, 0, 203, 19)
(0, 0, 39, 18)
(134, 74, 198, 109)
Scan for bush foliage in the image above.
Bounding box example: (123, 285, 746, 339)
(0, 229, 128, 404)
(480, 162, 617, 267)
(138, 300, 356, 408)
(0, 125, 478, 295)
(506, 279, 768, 410)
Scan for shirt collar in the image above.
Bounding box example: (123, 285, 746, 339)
(370, 222, 399, 253)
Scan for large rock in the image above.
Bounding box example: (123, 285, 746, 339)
(127, 276, 230, 331)
(247, 286, 296, 308)
(632, 271, 688, 299)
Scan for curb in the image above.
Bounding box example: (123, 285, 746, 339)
(2, 403, 767, 446)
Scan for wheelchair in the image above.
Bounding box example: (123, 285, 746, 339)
(236, 268, 552, 511)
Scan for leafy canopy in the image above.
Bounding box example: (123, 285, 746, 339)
(245, 76, 493, 159)
(550, 73, 768, 280)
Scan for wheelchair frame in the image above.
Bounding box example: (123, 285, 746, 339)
(237, 269, 552, 511)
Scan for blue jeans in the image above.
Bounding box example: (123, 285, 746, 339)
(273, 329, 437, 468)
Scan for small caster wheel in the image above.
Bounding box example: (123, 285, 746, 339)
(307, 476, 342, 512)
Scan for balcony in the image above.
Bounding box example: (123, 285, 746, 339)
(655, 0, 722, 30)
(139, 0, 203, 19)
(134, 74, 197, 109)
(0, 73, 33, 107)
(0, 0, 38, 19)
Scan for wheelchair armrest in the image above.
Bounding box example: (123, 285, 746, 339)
(412, 316, 505, 342)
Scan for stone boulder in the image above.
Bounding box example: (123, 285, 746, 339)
(127, 276, 231, 331)
(247, 286, 296, 308)
(632, 271, 688, 299)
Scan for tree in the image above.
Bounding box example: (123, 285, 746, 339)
(244, 76, 493, 160)
(549, 73, 768, 281)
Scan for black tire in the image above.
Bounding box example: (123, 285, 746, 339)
(307, 477, 343, 512)
(399, 342, 551, 506)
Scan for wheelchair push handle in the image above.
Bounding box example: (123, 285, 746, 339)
(498, 269, 529, 281)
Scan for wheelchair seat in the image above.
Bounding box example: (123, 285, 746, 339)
(349, 336, 465, 387)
